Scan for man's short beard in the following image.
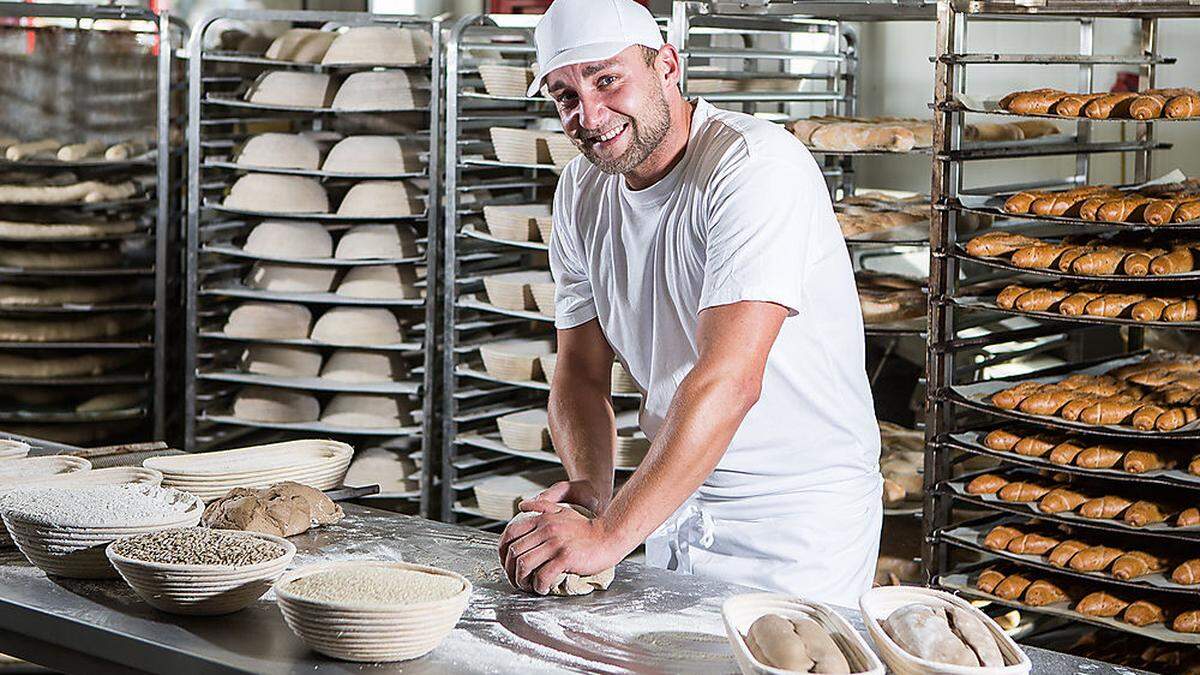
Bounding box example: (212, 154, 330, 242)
(581, 86, 671, 175)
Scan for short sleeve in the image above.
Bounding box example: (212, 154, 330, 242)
(699, 151, 827, 317)
(549, 168, 598, 329)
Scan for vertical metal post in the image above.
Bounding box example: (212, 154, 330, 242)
(183, 15, 210, 452)
(669, 1, 691, 93)
(154, 11, 172, 442)
(420, 15, 445, 520)
(1075, 19, 1094, 185)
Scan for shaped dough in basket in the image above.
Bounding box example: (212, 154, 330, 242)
(233, 386, 319, 423)
(223, 302, 312, 339)
(335, 265, 418, 299)
(224, 174, 329, 214)
(321, 136, 422, 175)
(331, 71, 430, 111)
(319, 350, 408, 383)
(264, 28, 337, 63)
(236, 133, 321, 170)
(336, 181, 423, 217)
(240, 345, 323, 378)
(243, 221, 332, 259)
(335, 224, 419, 259)
(246, 262, 338, 293)
(310, 307, 402, 345)
(321, 26, 432, 66)
(320, 394, 411, 428)
(243, 71, 334, 108)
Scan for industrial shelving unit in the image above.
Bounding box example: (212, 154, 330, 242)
(184, 10, 441, 516)
(926, 0, 1200, 646)
(0, 3, 185, 447)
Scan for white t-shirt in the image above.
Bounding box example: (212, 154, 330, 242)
(550, 99, 881, 507)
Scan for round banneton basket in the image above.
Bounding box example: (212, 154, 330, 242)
(859, 586, 1031, 675)
(2, 486, 203, 579)
(274, 561, 472, 662)
(0, 439, 30, 461)
(107, 529, 296, 616)
(723, 593, 884, 675)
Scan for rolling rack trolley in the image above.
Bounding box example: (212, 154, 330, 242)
(927, 0, 1200, 650)
(0, 3, 185, 447)
(184, 10, 442, 516)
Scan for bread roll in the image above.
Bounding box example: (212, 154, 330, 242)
(1069, 545, 1123, 572)
(1075, 591, 1130, 617)
(1024, 580, 1069, 607)
(1007, 533, 1060, 555)
(966, 473, 1009, 495)
(1123, 600, 1167, 627)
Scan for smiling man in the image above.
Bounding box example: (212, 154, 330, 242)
(497, 0, 883, 606)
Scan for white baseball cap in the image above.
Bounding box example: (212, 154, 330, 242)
(527, 0, 664, 97)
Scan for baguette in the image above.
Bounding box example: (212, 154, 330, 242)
(1010, 244, 1073, 269)
(1015, 288, 1072, 313)
(1059, 292, 1104, 316)
(1171, 559, 1200, 584)
(1083, 294, 1145, 318)
(1083, 92, 1138, 119)
(1003, 191, 1043, 214)
(1112, 551, 1165, 580)
(1069, 545, 1123, 572)
(1018, 388, 1076, 415)
(1079, 397, 1144, 426)
(1024, 579, 1070, 606)
(992, 382, 1048, 409)
(1075, 591, 1130, 617)
(995, 285, 1031, 310)
(1059, 398, 1103, 423)
(1003, 88, 1068, 115)
(1071, 249, 1128, 276)
(1047, 539, 1088, 567)
(1123, 600, 1167, 627)
(965, 231, 1040, 257)
(1097, 196, 1152, 223)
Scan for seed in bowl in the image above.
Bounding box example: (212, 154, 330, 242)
(286, 567, 462, 605)
(112, 528, 286, 566)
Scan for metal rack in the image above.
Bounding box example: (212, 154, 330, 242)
(184, 10, 441, 516)
(926, 0, 1200, 644)
(0, 3, 185, 447)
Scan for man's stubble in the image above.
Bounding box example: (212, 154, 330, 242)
(580, 85, 672, 176)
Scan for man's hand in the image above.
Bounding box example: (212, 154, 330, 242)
(497, 503, 625, 595)
(518, 479, 608, 516)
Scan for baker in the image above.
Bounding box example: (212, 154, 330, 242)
(497, 0, 883, 607)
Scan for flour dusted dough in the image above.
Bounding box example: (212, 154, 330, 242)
(335, 224, 418, 259)
(0, 314, 140, 342)
(264, 29, 337, 64)
(57, 140, 105, 162)
(331, 71, 431, 111)
(105, 141, 148, 161)
(336, 181, 423, 217)
(232, 386, 320, 423)
(319, 350, 407, 383)
(0, 180, 136, 205)
(224, 174, 329, 214)
(6, 138, 61, 161)
(322, 136, 422, 175)
(344, 447, 418, 492)
(244, 71, 334, 108)
(243, 220, 332, 259)
(505, 505, 615, 596)
(0, 246, 123, 270)
(246, 262, 337, 293)
(310, 307, 402, 345)
(236, 133, 321, 170)
(321, 26, 433, 66)
(335, 265, 418, 299)
(202, 481, 344, 538)
(223, 302, 312, 339)
(0, 282, 131, 306)
(75, 390, 145, 412)
(320, 394, 410, 428)
(0, 352, 134, 378)
(0, 219, 138, 241)
(240, 345, 323, 377)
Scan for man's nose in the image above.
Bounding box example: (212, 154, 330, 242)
(577, 93, 607, 131)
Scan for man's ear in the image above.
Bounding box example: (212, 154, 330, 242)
(655, 44, 683, 90)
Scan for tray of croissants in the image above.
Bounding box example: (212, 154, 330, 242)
(958, 176, 1200, 228)
(947, 427, 1200, 489)
(952, 88, 1200, 120)
(951, 351, 1200, 436)
(943, 514, 1200, 595)
(963, 282, 1200, 327)
(953, 467, 1200, 534)
(942, 565, 1200, 644)
(962, 226, 1200, 281)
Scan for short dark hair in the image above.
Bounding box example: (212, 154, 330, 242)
(639, 45, 659, 66)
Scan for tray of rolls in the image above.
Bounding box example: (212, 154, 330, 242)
(957, 174, 1200, 230)
(957, 283, 1200, 328)
(941, 514, 1200, 595)
(947, 428, 1200, 489)
(960, 226, 1200, 282)
(950, 467, 1200, 536)
(949, 350, 1200, 437)
(950, 89, 1200, 121)
(942, 566, 1200, 644)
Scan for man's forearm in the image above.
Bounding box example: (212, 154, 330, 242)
(595, 364, 758, 555)
(548, 375, 617, 505)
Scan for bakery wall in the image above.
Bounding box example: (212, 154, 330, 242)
(854, 18, 1200, 193)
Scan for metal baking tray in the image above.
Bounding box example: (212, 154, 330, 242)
(0, 302, 153, 315)
(455, 364, 639, 400)
(200, 283, 424, 308)
(201, 242, 423, 267)
(0, 265, 154, 278)
(946, 92, 1200, 123)
(204, 201, 428, 223)
(0, 195, 154, 213)
(939, 571, 1200, 645)
(0, 372, 149, 386)
(203, 94, 427, 115)
(953, 295, 1200, 331)
(201, 51, 430, 70)
(0, 405, 146, 423)
(0, 229, 154, 244)
(940, 515, 1200, 596)
(844, 221, 931, 246)
(863, 316, 926, 337)
(197, 331, 423, 353)
(202, 160, 425, 181)
(457, 294, 553, 324)
(197, 370, 420, 395)
(946, 430, 1200, 490)
(201, 412, 420, 437)
(460, 157, 561, 172)
(461, 225, 548, 252)
(956, 191, 1200, 232)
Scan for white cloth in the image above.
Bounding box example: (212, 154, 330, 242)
(550, 99, 882, 602)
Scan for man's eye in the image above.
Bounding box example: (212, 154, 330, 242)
(598, 76, 616, 87)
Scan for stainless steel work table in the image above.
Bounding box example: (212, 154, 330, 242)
(0, 504, 1148, 674)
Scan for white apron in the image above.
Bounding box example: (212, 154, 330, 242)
(643, 474, 883, 609)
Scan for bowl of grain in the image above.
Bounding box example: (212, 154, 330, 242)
(274, 560, 471, 662)
(107, 527, 295, 615)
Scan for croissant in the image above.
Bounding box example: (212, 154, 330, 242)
(1075, 444, 1125, 469)
(1084, 92, 1138, 119)
(983, 429, 1023, 451)
(992, 382, 1047, 409)
(1079, 495, 1132, 519)
(1024, 579, 1070, 606)
(1047, 539, 1088, 567)
(1059, 292, 1104, 316)
(1053, 92, 1105, 117)
(965, 231, 1040, 257)
(996, 285, 1032, 309)
(1163, 300, 1199, 323)
(1164, 93, 1200, 119)
(1171, 559, 1200, 584)
(1123, 450, 1168, 473)
(983, 525, 1024, 550)
(1131, 298, 1171, 322)
(1003, 88, 1068, 115)
(1173, 200, 1200, 223)
(1048, 441, 1087, 465)
(1075, 590, 1130, 617)
(1070, 248, 1127, 276)
(1112, 551, 1165, 580)
(998, 481, 1051, 502)
(1123, 600, 1167, 627)
(966, 473, 1009, 495)
(1155, 406, 1199, 430)
(1015, 435, 1058, 457)
(1132, 405, 1168, 430)
(1007, 533, 1060, 555)
(1084, 294, 1146, 318)
(1018, 389, 1076, 415)
(1069, 545, 1124, 572)
(993, 573, 1033, 600)
(976, 567, 1007, 594)
(1098, 196, 1152, 223)
(1171, 610, 1200, 633)
(1039, 488, 1089, 514)
(1125, 500, 1171, 527)
(1016, 288, 1072, 313)
(1079, 397, 1144, 425)
(1178, 508, 1200, 527)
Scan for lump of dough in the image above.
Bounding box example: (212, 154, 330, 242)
(791, 617, 850, 674)
(224, 174, 329, 214)
(243, 220, 332, 259)
(336, 180, 423, 217)
(322, 136, 422, 175)
(243, 71, 333, 108)
(232, 386, 319, 423)
(236, 133, 321, 170)
(335, 265, 418, 299)
(335, 224, 419, 259)
(310, 307, 403, 346)
(503, 504, 615, 596)
(883, 604, 978, 666)
(331, 71, 430, 111)
(746, 614, 813, 672)
(947, 607, 1004, 667)
(202, 480, 343, 537)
